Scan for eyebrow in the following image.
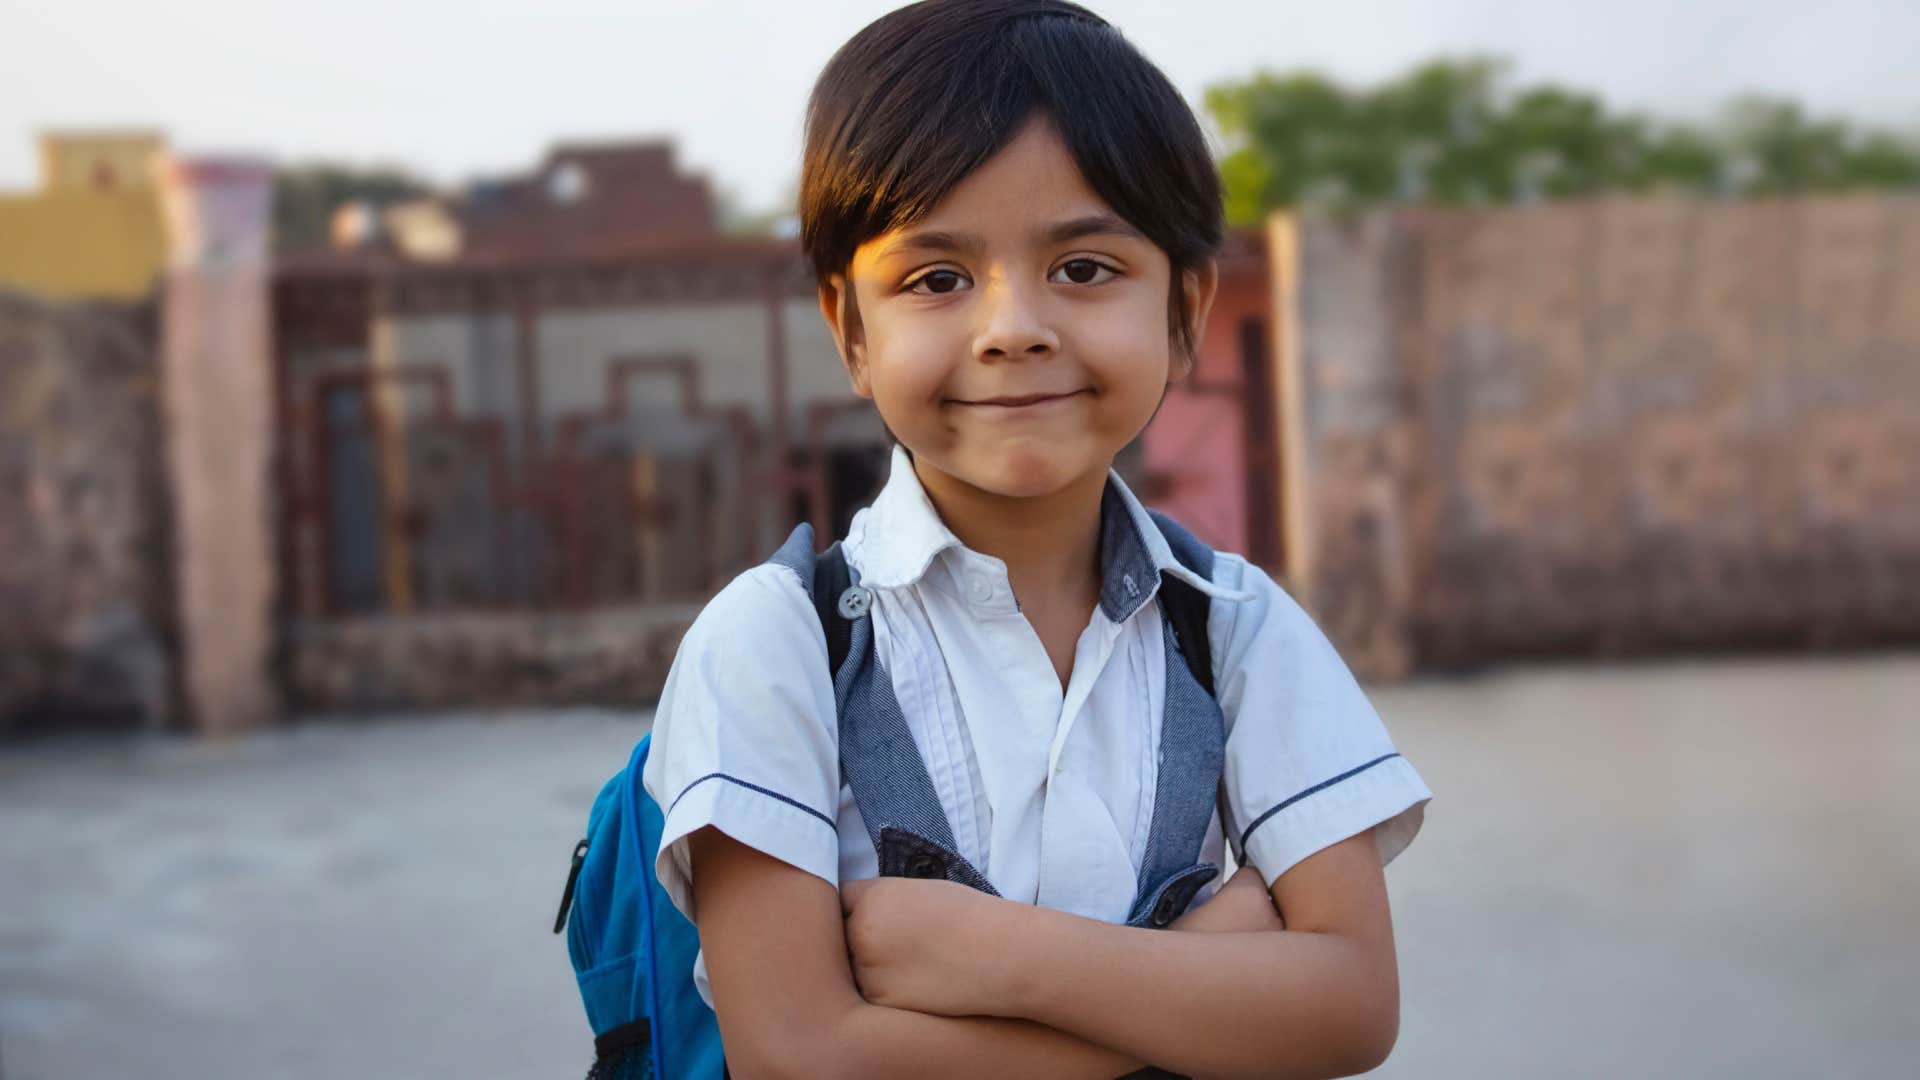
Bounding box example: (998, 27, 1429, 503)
(877, 213, 1147, 261)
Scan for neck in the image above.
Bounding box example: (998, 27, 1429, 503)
(912, 457, 1108, 610)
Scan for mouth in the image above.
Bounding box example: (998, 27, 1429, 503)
(951, 389, 1092, 409)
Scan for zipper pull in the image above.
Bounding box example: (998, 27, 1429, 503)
(553, 839, 589, 934)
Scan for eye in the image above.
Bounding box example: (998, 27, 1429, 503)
(903, 268, 969, 295)
(1051, 258, 1119, 286)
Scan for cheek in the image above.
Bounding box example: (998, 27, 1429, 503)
(864, 323, 956, 408)
(1080, 310, 1172, 413)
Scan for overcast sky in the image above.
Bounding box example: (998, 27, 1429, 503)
(3, 0, 1915, 214)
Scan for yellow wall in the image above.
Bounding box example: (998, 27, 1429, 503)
(0, 190, 167, 301)
(0, 133, 169, 301)
(39, 132, 165, 193)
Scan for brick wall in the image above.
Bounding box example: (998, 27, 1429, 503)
(1288, 196, 1920, 678)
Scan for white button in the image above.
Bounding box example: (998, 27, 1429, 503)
(967, 575, 994, 604)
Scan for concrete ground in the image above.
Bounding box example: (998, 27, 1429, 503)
(1, 654, 1915, 1079)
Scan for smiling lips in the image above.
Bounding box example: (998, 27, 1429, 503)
(953, 389, 1091, 409)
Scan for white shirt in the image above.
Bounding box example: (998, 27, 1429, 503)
(642, 445, 1432, 1007)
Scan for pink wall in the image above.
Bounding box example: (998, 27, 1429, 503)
(158, 156, 279, 733)
(1141, 234, 1273, 566)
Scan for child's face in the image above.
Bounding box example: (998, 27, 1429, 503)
(820, 115, 1216, 503)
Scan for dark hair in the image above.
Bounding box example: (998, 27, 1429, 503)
(800, 0, 1223, 363)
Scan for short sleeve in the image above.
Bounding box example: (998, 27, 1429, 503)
(1209, 554, 1432, 889)
(640, 562, 843, 923)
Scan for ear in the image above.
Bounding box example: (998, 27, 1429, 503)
(817, 274, 874, 400)
(1170, 259, 1220, 382)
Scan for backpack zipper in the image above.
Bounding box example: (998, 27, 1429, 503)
(553, 839, 589, 934)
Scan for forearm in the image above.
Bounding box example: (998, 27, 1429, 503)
(996, 909, 1395, 1080)
(822, 1001, 1145, 1080)
(808, 875, 1277, 1079)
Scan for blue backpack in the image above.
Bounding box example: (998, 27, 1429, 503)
(554, 513, 1222, 1080)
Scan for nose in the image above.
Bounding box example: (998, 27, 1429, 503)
(972, 274, 1059, 362)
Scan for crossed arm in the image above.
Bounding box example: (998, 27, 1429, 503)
(687, 826, 1400, 1080)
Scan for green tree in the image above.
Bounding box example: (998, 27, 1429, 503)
(1633, 125, 1724, 194)
(1206, 59, 1920, 223)
(1718, 96, 1920, 194)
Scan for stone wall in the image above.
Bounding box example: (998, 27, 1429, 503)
(286, 605, 700, 711)
(0, 289, 172, 733)
(1286, 196, 1920, 678)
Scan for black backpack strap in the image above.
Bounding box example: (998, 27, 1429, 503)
(812, 541, 854, 679)
(769, 522, 855, 679)
(1146, 509, 1216, 698)
(1146, 507, 1240, 867)
(1157, 577, 1213, 699)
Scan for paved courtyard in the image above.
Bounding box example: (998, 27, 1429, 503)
(2, 654, 1915, 1078)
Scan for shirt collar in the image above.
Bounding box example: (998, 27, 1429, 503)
(846, 445, 1256, 619)
(845, 445, 965, 591)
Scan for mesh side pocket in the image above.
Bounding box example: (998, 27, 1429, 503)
(585, 1018, 652, 1080)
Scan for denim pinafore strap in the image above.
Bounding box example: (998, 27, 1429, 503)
(771, 500, 1225, 1080)
(768, 491, 1228, 929)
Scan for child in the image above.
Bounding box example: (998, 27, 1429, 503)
(641, 1, 1432, 1075)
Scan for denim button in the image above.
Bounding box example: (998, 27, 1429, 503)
(837, 585, 873, 619)
(904, 852, 944, 879)
(1151, 892, 1179, 927)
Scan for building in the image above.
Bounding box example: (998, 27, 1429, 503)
(271, 135, 1287, 708)
(0, 132, 170, 300)
(3, 147, 277, 736)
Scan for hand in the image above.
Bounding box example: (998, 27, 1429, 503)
(839, 875, 1013, 1017)
(1168, 865, 1286, 934)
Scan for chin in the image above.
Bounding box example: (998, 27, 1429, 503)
(957, 445, 1095, 500)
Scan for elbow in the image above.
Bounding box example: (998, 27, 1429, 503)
(725, 1044, 846, 1080)
(1220, 997, 1398, 1080)
(710, 1041, 798, 1080)
(1339, 1003, 1399, 1077)
(723, 1004, 877, 1080)
(1325, 974, 1400, 1078)
(1249, 967, 1397, 1080)
(1251, 1004, 1394, 1080)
